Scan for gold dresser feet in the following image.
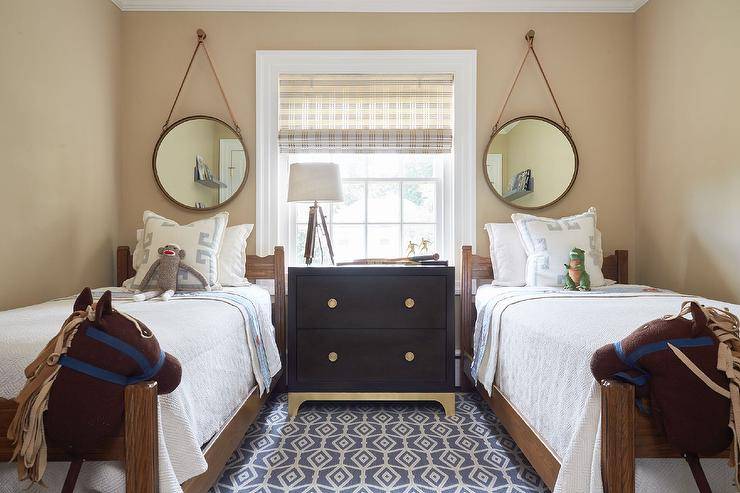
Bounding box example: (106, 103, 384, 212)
(287, 392, 456, 418)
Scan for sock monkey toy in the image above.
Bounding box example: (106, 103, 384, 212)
(133, 244, 210, 301)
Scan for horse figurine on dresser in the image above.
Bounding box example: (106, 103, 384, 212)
(591, 301, 740, 493)
(7, 287, 182, 492)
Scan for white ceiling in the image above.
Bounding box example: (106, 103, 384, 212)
(111, 0, 650, 13)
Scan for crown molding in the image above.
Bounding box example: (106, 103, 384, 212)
(632, 0, 650, 11)
(113, 0, 649, 13)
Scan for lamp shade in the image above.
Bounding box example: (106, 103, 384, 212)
(287, 162, 344, 203)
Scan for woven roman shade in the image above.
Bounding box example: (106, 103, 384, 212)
(278, 74, 453, 154)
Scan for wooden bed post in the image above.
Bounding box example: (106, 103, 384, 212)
(601, 379, 635, 493)
(615, 250, 628, 285)
(117, 246, 134, 287)
(272, 246, 286, 357)
(125, 381, 159, 493)
(460, 246, 474, 392)
(461, 246, 473, 359)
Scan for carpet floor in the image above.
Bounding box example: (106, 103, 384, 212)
(210, 392, 550, 493)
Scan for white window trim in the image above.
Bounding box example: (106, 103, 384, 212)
(255, 50, 477, 266)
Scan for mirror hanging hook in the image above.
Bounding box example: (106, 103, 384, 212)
(525, 29, 535, 45)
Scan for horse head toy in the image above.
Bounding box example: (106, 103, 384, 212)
(591, 301, 740, 493)
(8, 287, 182, 489)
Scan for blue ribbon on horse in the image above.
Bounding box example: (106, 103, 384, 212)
(612, 336, 715, 386)
(59, 326, 166, 386)
(611, 336, 715, 415)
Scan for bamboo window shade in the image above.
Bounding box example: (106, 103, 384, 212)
(278, 74, 453, 154)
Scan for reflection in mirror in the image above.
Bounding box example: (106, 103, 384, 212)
(484, 116, 577, 209)
(154, 116, 248, 210)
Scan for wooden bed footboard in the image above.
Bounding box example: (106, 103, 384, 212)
(460, 245, 729, 493)
(0, 246, 286, 493)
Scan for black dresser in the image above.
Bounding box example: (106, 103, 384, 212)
(287, 265, 455, 417)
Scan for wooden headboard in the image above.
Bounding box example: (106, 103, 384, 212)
(460, 245, 628, 360)
(116, 245, 286, 355)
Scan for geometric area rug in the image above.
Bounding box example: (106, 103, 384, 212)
(211, 392, 550, 493)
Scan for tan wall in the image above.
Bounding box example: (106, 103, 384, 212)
(0, 0, 121, 310)
(635, 0, 740, 303)
(119, 12, 637, 277)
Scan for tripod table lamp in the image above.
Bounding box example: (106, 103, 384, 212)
(287, 162, 344, 265)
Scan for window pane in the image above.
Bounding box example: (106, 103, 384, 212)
(337, 157, 367, 179)
(290, 153, 367, 178)
(402, 154, 436, 178)
(294, 224, 308, 264)
(368, 224, 401, 258)
(403, 182, 436, 223)
(402, 224, 436, 256)
(333, 183, 365, 223)
(293, 202, 312, 224)
(333, 224, 365, 262)
(367, 182, 400, 223)
(367, 154, 402, 178)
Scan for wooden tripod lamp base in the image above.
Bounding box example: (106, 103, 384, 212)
(304, 201, 335, 265)
(287, 162, 344, 266)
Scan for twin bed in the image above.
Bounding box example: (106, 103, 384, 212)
(461, 245, 736, 493)
(0, 246, 285, 493)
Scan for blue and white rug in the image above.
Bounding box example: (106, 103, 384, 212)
(211, 393, 550, 493)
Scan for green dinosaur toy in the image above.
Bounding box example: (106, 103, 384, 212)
(564, 247, 591, 291)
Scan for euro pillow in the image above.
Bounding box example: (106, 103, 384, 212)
(484, 223, 527, 286)
(512, 207, 606, 287)
(131, 210, 229, 291)
(218, 224, 254, 286)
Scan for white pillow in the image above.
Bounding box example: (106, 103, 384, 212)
(131, 210, 229, 291)
(484, 223, 527, 286)
(512, 207, 606, 287)
(218, 224, 254, 286)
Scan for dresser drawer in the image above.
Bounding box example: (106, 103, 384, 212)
(296, 329, 446, 384)
(295, 275, 446, 329)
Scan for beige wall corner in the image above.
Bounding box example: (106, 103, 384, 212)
(635, 0, 740, 302)
(0, 0, 121, 309)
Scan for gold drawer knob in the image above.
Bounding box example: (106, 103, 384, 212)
(328, 351, 338, 362)
(404, 298, 415, 309)
(327, 298, 338, 309)
(404, 351, 415, 362)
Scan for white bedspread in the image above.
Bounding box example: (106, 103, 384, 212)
(473, 284, 737, 493)
(0, 285, 281, 493)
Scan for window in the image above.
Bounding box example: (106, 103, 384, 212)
(279, 73, 453, 265)
(287, 152, 448, 265)
(255, 51, 476, 270)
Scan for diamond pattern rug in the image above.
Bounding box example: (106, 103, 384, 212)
(211, 392, 550, 493)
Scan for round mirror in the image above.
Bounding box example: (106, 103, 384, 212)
(153, 116, 248, 211)
(484, 116, 577, 210)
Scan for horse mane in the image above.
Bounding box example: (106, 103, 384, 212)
(7, 306, 92, 482)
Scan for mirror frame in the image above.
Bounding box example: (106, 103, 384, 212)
(152, 115, 249, 212)
(483, 115, 578, 211)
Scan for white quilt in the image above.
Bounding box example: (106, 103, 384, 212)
(473, 284, 737, 493)
(0, 285, 281, 493)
